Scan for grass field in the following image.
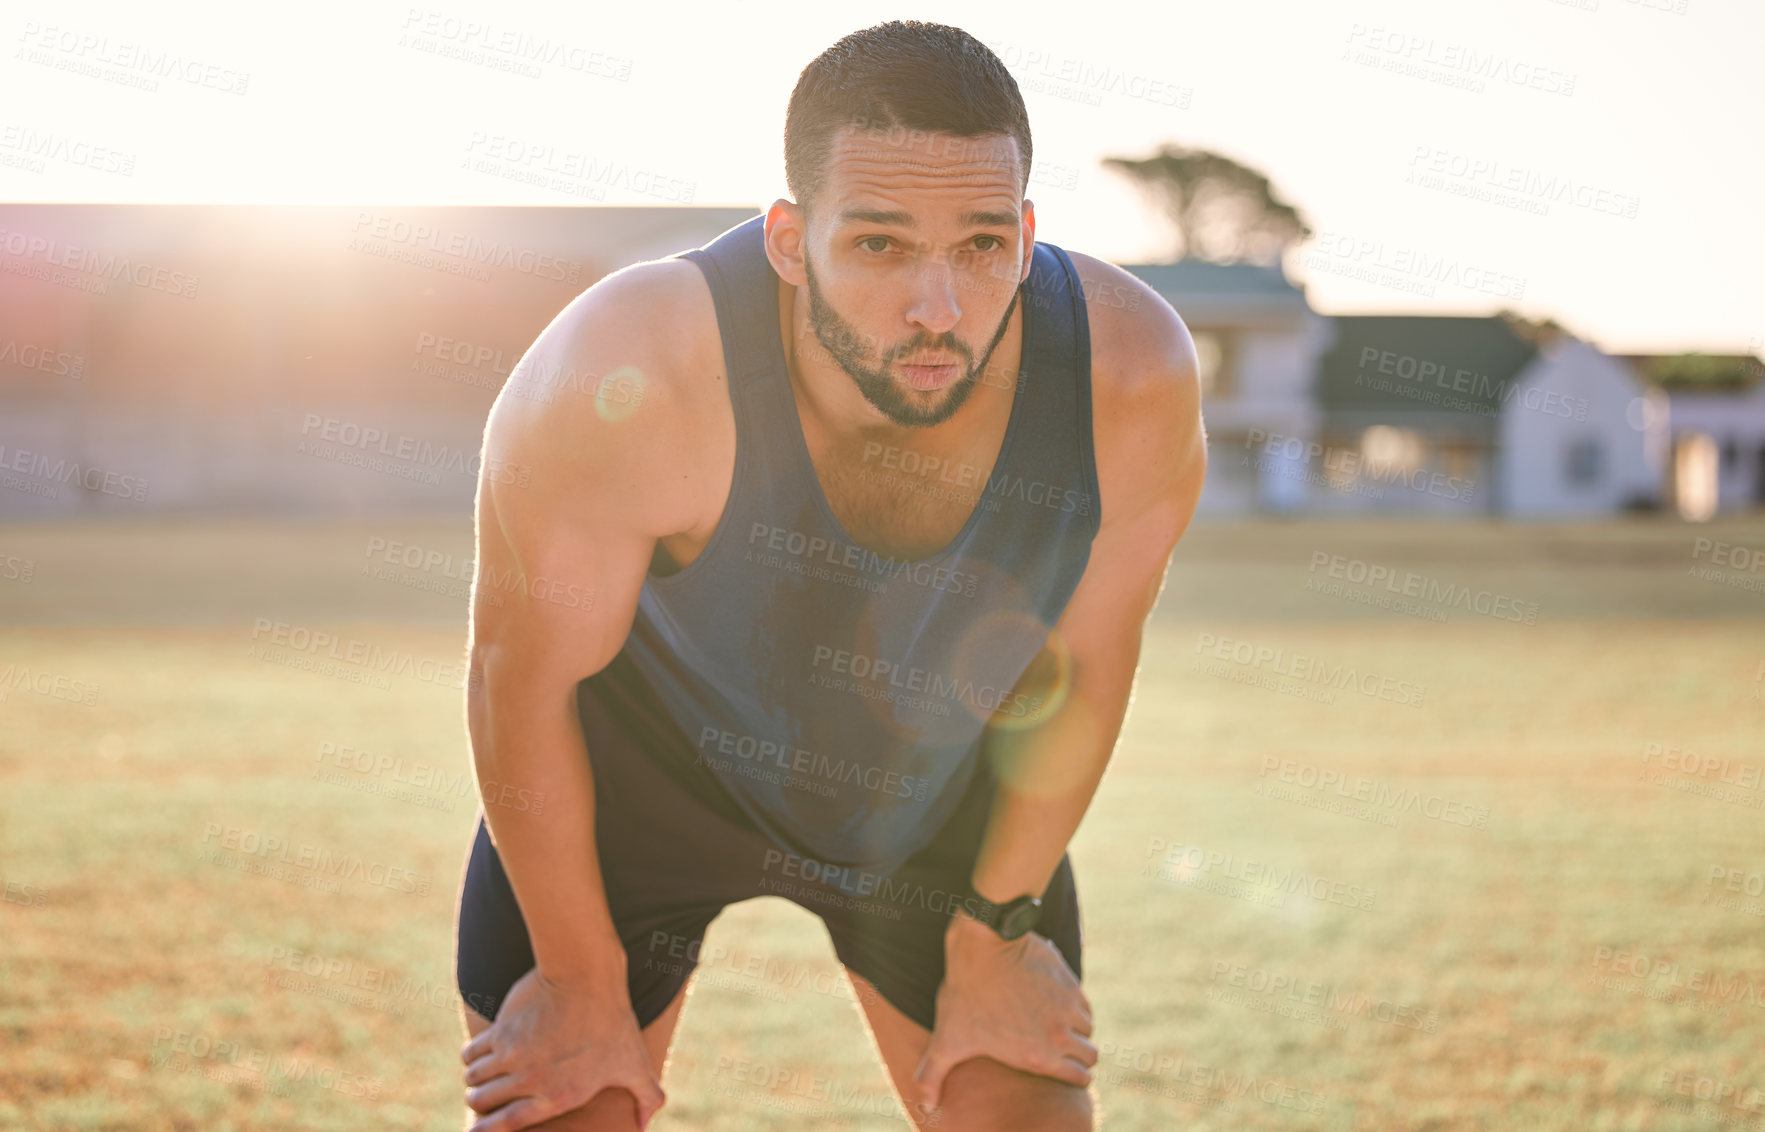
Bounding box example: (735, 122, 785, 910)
(1, 513, 1762, 1131)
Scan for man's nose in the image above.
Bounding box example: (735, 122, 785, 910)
(905, 252, 961, 336)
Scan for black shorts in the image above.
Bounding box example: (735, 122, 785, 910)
(453, 649, 1083, 1032)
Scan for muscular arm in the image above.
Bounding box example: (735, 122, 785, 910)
(912, 257, 1207, 1106)
(464, 258, 713, 987)
(965, 255, 1207, 916)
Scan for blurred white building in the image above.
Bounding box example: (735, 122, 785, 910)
(1126, 259, 1742, 518)
(3, 204, 1754, 522)
(1497, 337, 1669, 519)
(1122, 260, 1329, 516)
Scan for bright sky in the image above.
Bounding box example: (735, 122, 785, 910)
(3, 0, 1759, 354)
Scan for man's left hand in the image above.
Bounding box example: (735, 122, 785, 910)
(911, 909, 1097, 1111)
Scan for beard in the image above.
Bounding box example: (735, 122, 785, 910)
(802, 249, 1021, 429)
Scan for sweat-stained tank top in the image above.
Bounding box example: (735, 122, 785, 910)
(614, 214, 1100, 878)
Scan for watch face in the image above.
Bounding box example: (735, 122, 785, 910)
(998, 898, 1041, 940)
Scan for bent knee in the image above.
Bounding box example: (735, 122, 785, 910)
(933, 1056, 1093, 1131)
(456, 1000, 647, 1131)
(459, 1085, 644, 1132)
(514, 1090, 645, 1131)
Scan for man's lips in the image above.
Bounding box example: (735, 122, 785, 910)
(899, 361, 959, 391)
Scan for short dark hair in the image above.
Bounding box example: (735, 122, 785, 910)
(784, 21, 1032, 212)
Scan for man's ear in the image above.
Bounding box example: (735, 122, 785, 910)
(765, 199, 808, 287)
(1019, 198, 1037, 284)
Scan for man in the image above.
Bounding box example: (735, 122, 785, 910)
(453, 19, 1205, 1132)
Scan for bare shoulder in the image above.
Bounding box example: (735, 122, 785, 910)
(480, 254, 727, 540)
(1063, 248, 1205, 531)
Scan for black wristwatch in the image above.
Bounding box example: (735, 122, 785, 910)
(967, 889, 1043, 941)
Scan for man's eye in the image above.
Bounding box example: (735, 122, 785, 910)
(860, 237, 891, 253)
(974, 236, 1004, 252)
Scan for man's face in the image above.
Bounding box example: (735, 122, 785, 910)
(799, 126, 1032, 429)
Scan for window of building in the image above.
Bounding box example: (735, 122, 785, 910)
(1190, 330, 1232, 400)
(1319, 432, 1360, 493)
(1360, 426, 1425, 477)
(1674, 432, 1718, 520)
(1440, 442, 1482, 486)
(1565, 437, 1604, 487)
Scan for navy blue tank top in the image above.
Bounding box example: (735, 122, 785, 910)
(618, 215, 1100, 876)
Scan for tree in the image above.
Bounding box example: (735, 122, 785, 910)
(1634, 352, 1761, 390)
(1496, 309, 1571, 350)
(1103, 145, 1312, 267)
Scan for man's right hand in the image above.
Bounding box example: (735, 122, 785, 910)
(461, 965, 667, 1132)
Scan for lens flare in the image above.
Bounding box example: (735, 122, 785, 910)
(949, 608, 1071, 732)
(595, 364, 645, 423)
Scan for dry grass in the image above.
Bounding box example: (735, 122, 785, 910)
(1, 514, 1762, 1130)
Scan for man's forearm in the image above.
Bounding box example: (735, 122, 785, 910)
(965, 643, 1142, 910)
(467, 654, 626, 987)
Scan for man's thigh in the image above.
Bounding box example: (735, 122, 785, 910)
(456, 977, 689, 1132)
(844, 968, 1096, 1132)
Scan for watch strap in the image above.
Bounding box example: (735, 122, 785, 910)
(964, 884, 1042, 939)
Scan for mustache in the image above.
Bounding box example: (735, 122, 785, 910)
(885, 335, 974, 366)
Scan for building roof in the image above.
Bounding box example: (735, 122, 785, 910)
(1314, 316, 1541, 442)
(1120, 260, 1310, 326)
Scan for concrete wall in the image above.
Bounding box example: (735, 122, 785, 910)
(0, 205, 757, 517)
